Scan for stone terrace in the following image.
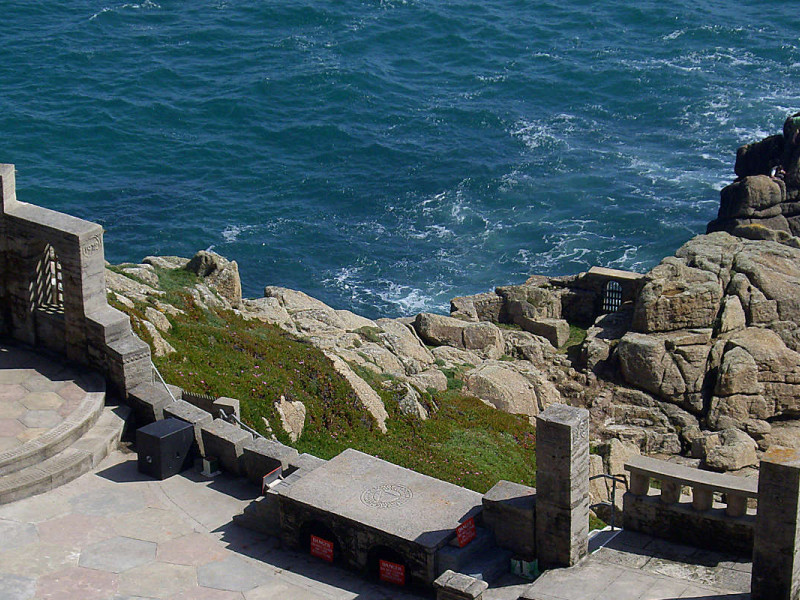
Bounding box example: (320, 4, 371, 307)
(522, 530, 751, 600)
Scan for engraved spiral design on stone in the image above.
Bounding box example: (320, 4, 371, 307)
(360, 483, 413, 509)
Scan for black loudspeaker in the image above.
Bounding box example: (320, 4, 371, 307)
(136, 418, 194, 480)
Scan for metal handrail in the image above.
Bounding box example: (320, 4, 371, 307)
(218, 408, 265, 441)
(589, 473, 628, 531)
(151, 362, 176, 402)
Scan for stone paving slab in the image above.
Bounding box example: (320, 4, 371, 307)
(521, 529, 752, 600)
(0, 443, 756, 600)
(0, 342, 107, 493)
(0, 450, 425, 600)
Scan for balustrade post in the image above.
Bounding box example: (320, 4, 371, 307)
(660, 481, 681, 504)
(629, 472, 649, 495)
(692, 488, 713, 511)
(535, 404, 590, 569)
(752, 447, 800, 600)
(725, 494, 748, 518)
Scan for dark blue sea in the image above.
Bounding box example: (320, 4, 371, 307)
(2, 1, 799, 318)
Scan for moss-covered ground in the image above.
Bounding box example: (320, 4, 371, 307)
(109, 271, 537, 493)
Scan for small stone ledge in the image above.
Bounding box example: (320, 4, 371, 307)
(286, 452, 326, 476)
(483, 480, 537, 558)
(128, 383, 174, 425)
(200, 418, 252, 475)
(242, 438, 298, 486)
(213, 396, 240, 420)
(433, 570, 488, 600)
(163, 399, 213, 455)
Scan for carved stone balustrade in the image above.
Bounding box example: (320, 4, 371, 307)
(622, 455, 757, 553)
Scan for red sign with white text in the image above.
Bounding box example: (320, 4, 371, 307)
(456, 517, 477, 547)
(379, 559, 406, 586)
(310, 535, 334, 562)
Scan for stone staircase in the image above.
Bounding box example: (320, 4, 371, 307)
(437, 526, 513, 583)
(0, 379, 129, 504)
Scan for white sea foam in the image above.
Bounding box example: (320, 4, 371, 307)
(221, 224, 255, 243)
(90, 1, 161, 20)
(663, 30, 685, 41)
(376, 283, 440, 315)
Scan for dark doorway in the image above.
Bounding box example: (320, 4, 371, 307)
(602, 280, 623, 313)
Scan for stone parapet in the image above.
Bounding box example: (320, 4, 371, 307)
(200, 418, 252, 476)
(0, 164, 151, 397)
(163, 399, 214, 455)
(128, 383, 174, 425)
(242, 438, 298, 486)
(622, 455, 756, 554)
(483, 480, 536, 559)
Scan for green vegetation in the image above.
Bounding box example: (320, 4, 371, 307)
(353, 326, 383, 344)
(109, 284, 538, 493)
(559, 324, 588, 353)
(590, 514, 607, 531)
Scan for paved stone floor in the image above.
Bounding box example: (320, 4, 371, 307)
(0, 342, 99, 453)
(0, 342, 754, 600)
(0, 449, 437, 600)
(0, 448, 755, 600)
(523, 529, 751, 600)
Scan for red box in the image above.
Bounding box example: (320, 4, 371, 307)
(456, 517, 476, 548)
(310, 534, 334, 562)
(379, 559, 406, 585)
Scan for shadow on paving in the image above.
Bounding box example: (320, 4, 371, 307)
(212, 519, 426, 599)
(103, 454, 425, 598)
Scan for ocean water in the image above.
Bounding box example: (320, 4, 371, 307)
(2, 1, 799, 319)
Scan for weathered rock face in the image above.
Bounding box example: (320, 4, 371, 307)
(613, 223, 800, 466)
(583, 309, 632, 375)
(274, 395, 306, 442)
(185, 250, 242, 308)
(704, 428, 758, 472)
(413, 313, 504, 358)
(617, 328, 713, 414)
(709, 112, 800, 235)
(376, 318, 436, 375)
(326, 353, 388, 433)
(463, 361, 560, 417)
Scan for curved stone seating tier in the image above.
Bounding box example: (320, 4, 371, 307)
(0, 341, 127, 504)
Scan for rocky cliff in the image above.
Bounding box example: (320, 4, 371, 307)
(106, 114, 800, 500)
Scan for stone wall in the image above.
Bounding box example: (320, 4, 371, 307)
(277, 498, 436, 586)
(0, 164, 151, 396)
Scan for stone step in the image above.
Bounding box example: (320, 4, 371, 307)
(0, 404, 130, 505)
(436, 527, 495, 574)
(232, 491, 281, 535)
(0, 373, 106, 476)
(460, 547, 513, 584)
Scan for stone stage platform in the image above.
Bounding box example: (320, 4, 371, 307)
(276, 448, 483, 586)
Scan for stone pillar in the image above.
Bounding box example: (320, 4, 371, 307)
(0, 164, 15, 335)
(752, 447, 800, 600)
(535, 403, 590, 569)
(0, 163, 17, 210)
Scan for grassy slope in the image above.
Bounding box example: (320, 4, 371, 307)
(109, 267, 537, 493)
